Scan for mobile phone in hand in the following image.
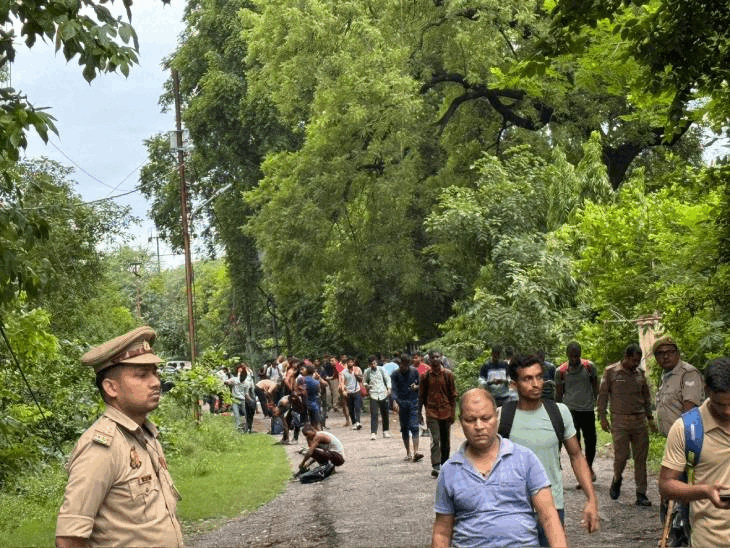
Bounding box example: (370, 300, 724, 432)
(719, 490, 730, 501)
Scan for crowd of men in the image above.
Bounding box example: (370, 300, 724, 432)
(54, 324, 730, 548)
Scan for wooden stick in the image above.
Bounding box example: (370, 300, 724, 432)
(660, 499, 675, 548)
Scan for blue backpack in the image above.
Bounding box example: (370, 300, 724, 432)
(682, 407, 703, 483)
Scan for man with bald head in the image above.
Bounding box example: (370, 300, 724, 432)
(432, 388, 567, 548)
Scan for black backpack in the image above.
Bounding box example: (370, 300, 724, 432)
(299, 462, 335, 484)
(498, 399, 566, 453)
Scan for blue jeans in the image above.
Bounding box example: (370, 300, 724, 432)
(347, 391, 361, 424)
(398, 400, 420, 443)
(537, 508, 565, 547)
(370, 397, 389, 434)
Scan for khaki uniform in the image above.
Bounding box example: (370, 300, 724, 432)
(656, 360, 704, 436)
(56, 405, 183, 547)
(598, 362, 652, 494)
(662, 401, 730, 548)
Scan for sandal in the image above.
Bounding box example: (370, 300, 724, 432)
(413, 453, 424, 462)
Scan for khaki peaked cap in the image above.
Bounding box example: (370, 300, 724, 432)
(81, 326, 163, 373)
(652, 335, 679, 354)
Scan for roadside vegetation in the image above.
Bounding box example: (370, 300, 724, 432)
(0, 406, 290, 548)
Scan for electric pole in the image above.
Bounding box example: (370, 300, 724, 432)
(172, 69, 196, 363)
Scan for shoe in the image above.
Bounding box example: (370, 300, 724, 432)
(431, 466, 440, 478)
(404, 455, 412, 461)
(370, 433, 377, 440)
(383, 431, 391, 438)
(352, 425, 358, 430)
(356, 422, 362, 430)
(610, 477, 622, 500)
(413, 453, 424, 462)
(636, 493, 652, 507)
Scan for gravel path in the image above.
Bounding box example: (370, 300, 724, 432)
(186, 408, 662, 547)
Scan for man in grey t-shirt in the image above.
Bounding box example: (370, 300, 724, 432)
(555, 341, 599, 481)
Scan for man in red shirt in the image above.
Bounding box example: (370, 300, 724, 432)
(419, 351, 458, 477)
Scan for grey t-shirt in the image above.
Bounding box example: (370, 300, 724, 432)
(560, 364, 596, 412)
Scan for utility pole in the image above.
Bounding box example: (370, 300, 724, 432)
(148, 233, 162, 273)
(172, 69, 196, 363)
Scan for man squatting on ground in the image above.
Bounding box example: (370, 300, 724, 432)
(432, 388, 567, 548)
(501, 355, 599, 546)
(298, 423, 345, 472)
(56, 326, 183, 548)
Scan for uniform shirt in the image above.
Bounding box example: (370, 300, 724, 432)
(499, 402, 576, 510)
(662, 401, 730, 548)
(420, 368, 457, 421)
(434, 438, 550, 548)
(597, 362, 652, 418)
(656, 360, 704, 436)
(56, 405, 183, 547)
(364, 365, 391, 401)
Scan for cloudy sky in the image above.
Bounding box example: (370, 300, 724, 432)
(13, 1, 187, 268)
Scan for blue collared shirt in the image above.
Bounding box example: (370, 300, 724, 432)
(434, 437, 550, 548)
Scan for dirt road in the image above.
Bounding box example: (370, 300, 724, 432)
(187, 409, 662, 547)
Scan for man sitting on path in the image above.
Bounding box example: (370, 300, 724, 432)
(500, 355, 599, 546)
(298, 424, 345, 472)
(432, 388, 567, 548)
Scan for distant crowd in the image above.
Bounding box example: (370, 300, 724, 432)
(207, 339, 730, 548)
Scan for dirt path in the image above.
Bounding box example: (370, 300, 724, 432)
(186, 409, 662, 547)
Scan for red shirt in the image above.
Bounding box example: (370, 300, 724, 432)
(419, 368, 457, 420)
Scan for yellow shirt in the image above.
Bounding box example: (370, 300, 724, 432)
(662, 400, 730, 548)
(56, 406, 183, 547)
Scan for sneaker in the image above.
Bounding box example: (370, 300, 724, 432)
(636, 493, 652, 507)
(352, 425, 358, 430)
(413, 453, 424, 462)
(383, 431, 391, 438)
(610, 477, 622, 500)
(356, 422, 362, 430)
(370, 433, 377, 440)
(431, 466, 440, 478)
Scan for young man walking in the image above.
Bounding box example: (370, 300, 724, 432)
(391, 354, 423, 462)
(501, 355, 599, 545)
(363, 356, 391, 439)
(420, 351, 457, 477)
(555, 340, 599, 481)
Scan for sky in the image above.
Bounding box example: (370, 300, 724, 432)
(12, 1, 188, 269)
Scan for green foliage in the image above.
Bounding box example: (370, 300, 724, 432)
(0, 414, 290, 547)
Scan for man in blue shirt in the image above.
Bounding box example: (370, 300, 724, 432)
(432, 388, 566, 548)
(390, 354, 423, 462)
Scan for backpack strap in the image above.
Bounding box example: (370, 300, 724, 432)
(498, 400, 565, 453)
(682, 407, 703, 484)
(498, 400, 518, 439)
(543, 399, 566, 453)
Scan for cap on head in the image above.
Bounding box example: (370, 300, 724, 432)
(81, 326, 163, 373)
(652, 336, 678, 354)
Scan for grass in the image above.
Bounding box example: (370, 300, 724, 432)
(0, 414, 290, 547)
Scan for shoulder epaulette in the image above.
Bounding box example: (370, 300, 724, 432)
(92, 416, 117, 447)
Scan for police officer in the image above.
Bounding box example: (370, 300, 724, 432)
(598, 342, 655, 507)
(56, 326, 183, 548)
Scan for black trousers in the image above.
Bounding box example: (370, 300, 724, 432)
(569, 409, 597, 468)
